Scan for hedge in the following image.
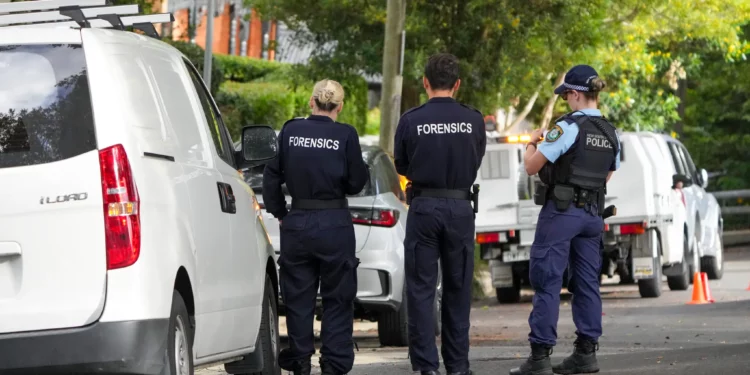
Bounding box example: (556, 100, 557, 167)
(157, 39, 367, 138)
(217, 79, 367, 140)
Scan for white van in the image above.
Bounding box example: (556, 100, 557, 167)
(0, 2, 281, 374)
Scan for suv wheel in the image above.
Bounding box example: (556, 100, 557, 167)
(226, 275, 281, 375)
(378, 287, 408, 347)
(167, 291, 193, 375)
(701, 226, 724, 280)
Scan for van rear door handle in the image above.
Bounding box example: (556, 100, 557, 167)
(217, 182, 237, 214)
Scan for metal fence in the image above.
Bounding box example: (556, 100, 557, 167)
(711, 189, 750, 215)
(711, 189, 750, 246)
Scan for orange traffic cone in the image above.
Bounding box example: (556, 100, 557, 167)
(687, 272, 709, 305)
(700, 272, 715, 303)
(746, 282, 750, 291)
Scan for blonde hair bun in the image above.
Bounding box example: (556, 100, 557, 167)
(312, 79, 345, 106)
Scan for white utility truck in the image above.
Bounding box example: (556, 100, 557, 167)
(475, 131, 697, 302)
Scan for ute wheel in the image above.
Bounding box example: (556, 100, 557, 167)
(378, 287, 408, 347)
(702, 226, 724, 280)
(166, 291, 193, 375)
(226, 275, 281, 375)
(496, 285, 521, 304)
(667, 235, 690, 291)
(638, 255, 662, 298)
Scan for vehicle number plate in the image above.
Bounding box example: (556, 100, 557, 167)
(502, 248, 530, 262)
(633, 257, 654, 279)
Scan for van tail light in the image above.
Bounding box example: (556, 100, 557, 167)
(476, 232, 500, 244)
(351, 208, 399, 227)
(99, 144, 141, 270)
(619, 222, 646, 235)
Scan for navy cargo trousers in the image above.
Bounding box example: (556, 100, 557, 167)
(277, 209, 359, 374)
(528, 201, 603, 346)
(405, 197, 475, 373)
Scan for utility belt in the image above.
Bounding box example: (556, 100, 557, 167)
(533, 183, 605, 215)
(291, 198, 349, 210)
(405, 183, 481, 213)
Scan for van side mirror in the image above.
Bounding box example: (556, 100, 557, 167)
(699, 168, 709, 189)
(235, 125, 278, 169)
(672, 173, 692, 188)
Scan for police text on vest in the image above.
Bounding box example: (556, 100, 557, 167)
(417, 123, 473, 135)
(584, 133, 613, 151)
(289, 136, 340, 150)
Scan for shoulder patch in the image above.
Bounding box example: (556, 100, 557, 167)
(545, 124, 564, 142)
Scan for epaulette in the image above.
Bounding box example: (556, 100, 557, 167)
(459, 103, 483, 116)
(554, 111, 576, 124)
(281, 117, 306, 128)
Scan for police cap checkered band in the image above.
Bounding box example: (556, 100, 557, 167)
(554, 65, 600, 95)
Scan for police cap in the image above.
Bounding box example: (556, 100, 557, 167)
(554, 65, 600, 95)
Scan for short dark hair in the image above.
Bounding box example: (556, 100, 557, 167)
(424, 53, 459, 91)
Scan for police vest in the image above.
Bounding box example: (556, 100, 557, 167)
(539, 114, 618, 191)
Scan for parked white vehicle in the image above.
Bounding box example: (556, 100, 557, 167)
(241, 145, 442, 347)
(0, 3, 281, 374)
(474, 135, 545, 303)
(603, 132, 724, 298)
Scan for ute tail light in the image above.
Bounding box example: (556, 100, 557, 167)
(99, 144, 141, 270)
(476, 232, 500, 244)
(619, 221, 647, 235)
(350, 208, 399, 227)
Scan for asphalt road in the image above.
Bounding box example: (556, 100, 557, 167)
(199, 249, 750, 374)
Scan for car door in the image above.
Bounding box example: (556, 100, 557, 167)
(666, 142, 698, 245)
(182, 60, 263, 352)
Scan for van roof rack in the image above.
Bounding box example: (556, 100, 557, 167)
(0, 0, 174, 38)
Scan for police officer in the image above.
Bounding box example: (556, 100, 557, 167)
(509, 65, 620, 375)
(394, 53, 487, 375)
(263, 79, 370, 375)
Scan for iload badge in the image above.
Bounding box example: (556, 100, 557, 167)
(546, 125, 564, 142)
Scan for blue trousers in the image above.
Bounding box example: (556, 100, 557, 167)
(277, 209, 359, 374)
(404, 197, 475, 373)
(528, 201, 603, 346)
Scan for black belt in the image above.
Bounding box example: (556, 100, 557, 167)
(413, 188, 472, 200)
(291, 198, 348, 210)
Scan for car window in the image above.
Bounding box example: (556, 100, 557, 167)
(183, 59, 233, 166)
(0, 44, 96, 169)
(147, 56, 209, 165)
(376, 153, 405, 199)
(667, 142, 687, 176)
(678, 144, 698, 175)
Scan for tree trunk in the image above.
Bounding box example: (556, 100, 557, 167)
(378, 0, 406, 155)
(540, 73, 565, 129)
(505, 73, 552, 132)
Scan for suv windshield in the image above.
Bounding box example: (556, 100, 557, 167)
(0, 44, 96, 169)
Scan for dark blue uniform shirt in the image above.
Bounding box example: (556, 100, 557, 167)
(394, 97, 487, 189)
(262, 115, 370, 219)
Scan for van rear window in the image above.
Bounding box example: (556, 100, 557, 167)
(0, 44, 96, 169)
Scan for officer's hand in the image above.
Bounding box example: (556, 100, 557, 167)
(531, 128, 544, 143)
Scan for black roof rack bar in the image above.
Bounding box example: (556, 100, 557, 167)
(59, 6, 90, 28)
(0, 0, 106, 14)
(98, 13, 124, 30)
(132, 22, 159, 38)
(0, 4, 138, 27)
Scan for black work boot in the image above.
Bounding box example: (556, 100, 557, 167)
(509, 343, 553, 375)
(319, 357, 346, 375)
(420, 372, 441, 375)
(448, 371, 472, 375)
(285, 359, 311, 375)
(552, 338, 599, 374)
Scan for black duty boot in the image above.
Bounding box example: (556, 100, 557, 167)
(552, 338, 599, 374)
(448, 371, 472, 375)
(281, 359, 311, 375)
(509, 343, 553, 375)
(420, 372, 441, 375)
(319, 357, 346, 375)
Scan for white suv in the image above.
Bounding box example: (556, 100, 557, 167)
(0, 4, 281, 375)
